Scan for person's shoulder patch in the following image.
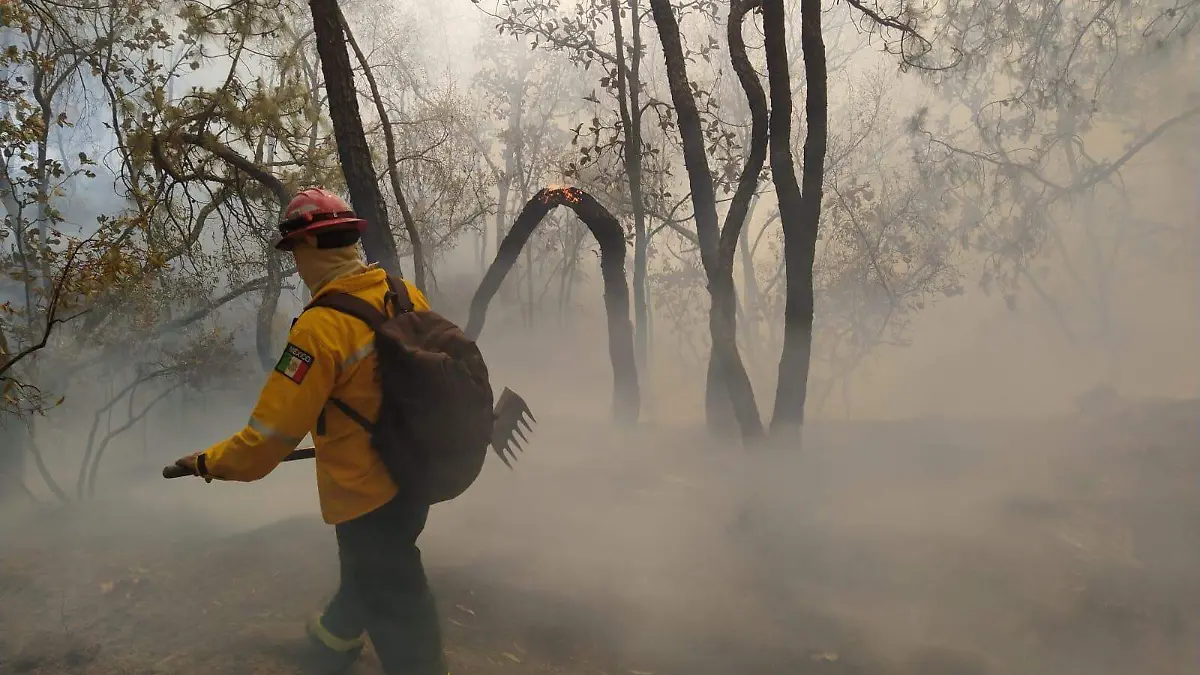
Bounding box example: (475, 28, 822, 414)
(275, 343, 315, 384)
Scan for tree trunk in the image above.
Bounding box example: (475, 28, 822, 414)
(0, 422, 27, 504)
(1061, 125, 1123, 388)
(467, 188, 639, 425)
(558, 226, 585, 323)
(491, 77, 524, 300)
(35, 105, 53, 297)
(739, 193, 763, 365)
(339, 8, 427, 289)
(494, 177, 511, 270)
(256, 138, 285, 372)
(610, 0, 650, 367)
(524, 240, 535, 326)
(308, 0, 400, 276)
(256, 249, 284, 370)
(27, 423, 68, 502)
(649, 0, 765, 440)
(765, 0, 828, 433)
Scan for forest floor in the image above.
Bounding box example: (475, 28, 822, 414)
(1, 398, 1198, 675)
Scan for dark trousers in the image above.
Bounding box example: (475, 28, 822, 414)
(321, 498, 447, 675)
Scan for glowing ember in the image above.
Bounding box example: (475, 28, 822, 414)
(540, 184, 583, 205)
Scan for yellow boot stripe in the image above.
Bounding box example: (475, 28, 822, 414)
(308, 613, 365, 652)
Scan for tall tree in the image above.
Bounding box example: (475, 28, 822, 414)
(308, 0, 401, 276)
(606, 0, 650, 366)
(763, 0, 827, 431)
(338, 7, 426, 289)
(647, 0, 766, 439)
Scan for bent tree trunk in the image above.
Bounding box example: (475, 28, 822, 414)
(309, 0, 401, 277)
(466, 187, 639, 424)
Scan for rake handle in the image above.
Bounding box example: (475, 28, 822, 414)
(161, 447, 316, 479)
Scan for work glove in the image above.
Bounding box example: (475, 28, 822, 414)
(173, 452, 214, 483)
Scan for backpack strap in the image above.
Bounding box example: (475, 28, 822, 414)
(307, 291, 388, 329)
(329, 397, 374, 433)
(301, 279, 419, 435)
(304, 291, 392, 435)
(385, 275, 415, 314)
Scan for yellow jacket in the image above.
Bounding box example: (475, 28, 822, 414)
(199, 267, 431, 525)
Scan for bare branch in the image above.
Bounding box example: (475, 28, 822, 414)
(0, 240, 89, 380)
(340, 7, 427, 288)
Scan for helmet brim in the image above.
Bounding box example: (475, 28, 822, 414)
(274, 217, 367, 250)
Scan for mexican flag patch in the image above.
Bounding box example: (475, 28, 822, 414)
(275, 343, 314, 384)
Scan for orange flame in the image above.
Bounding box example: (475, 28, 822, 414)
(540, 184, 583, 205)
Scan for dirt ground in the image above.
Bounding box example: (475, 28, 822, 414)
(1, 399, 1198, 675)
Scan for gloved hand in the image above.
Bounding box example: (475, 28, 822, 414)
(172, 452, 213, 483)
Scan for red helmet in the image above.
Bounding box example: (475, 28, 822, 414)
(274, 187, 367, 250)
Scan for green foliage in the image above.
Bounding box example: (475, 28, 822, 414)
(1, 0, 513, 426)
(0, 0, 300, 418)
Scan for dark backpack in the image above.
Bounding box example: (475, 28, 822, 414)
(305, 276, 494, 505)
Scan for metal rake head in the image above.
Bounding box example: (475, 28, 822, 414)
(490, 386, 537, 469)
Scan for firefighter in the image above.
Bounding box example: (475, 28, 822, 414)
(170, 188, 449, 675)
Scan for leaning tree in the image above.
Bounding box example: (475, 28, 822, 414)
(467, 186, 640, 424)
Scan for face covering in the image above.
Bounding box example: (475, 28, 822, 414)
(292, 243, 368, 295)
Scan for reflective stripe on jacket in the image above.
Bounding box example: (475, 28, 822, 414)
(199, 267, 431, 524)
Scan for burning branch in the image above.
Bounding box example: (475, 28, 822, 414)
(538, 184, 585, 205)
